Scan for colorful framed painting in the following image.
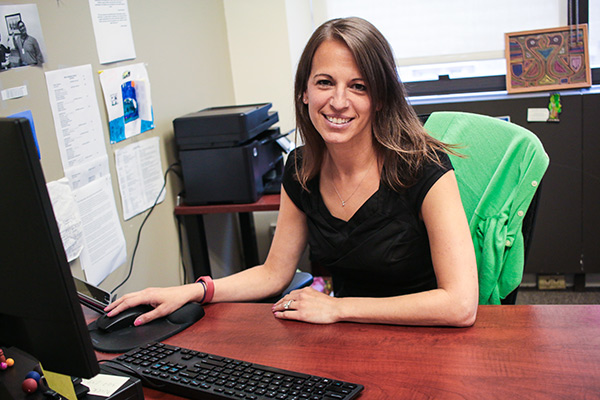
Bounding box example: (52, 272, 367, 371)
(505, 25, 591, 94)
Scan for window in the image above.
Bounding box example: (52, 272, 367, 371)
(590, 0, 600, 68)
(312, 0, 597, 95)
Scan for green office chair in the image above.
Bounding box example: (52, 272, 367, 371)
(424, 112, 549, 305)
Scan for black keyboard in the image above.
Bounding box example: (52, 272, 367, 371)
(109, 342, 364, 400)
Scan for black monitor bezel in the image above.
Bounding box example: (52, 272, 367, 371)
(0, 117, 99, 378)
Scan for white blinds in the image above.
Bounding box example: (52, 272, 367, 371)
(315, 0, 569, 81)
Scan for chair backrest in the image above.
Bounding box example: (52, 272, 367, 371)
(258, 270, 314, 303)
(424, 112, 549, 304)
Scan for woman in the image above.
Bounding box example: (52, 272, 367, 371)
(106, 17, 478, 327)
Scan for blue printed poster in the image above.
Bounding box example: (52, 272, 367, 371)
(98, 62, 154, 143)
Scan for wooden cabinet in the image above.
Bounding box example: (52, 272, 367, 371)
(582, 94, 600, 273)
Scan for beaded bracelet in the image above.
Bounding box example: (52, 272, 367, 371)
(195, 276, 214, 304)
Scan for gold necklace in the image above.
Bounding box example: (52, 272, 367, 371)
(330, 158, 375, 207)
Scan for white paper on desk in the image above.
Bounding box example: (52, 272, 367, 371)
(65, 154, 111, 190)
(81, 374, 129, 397)
(114, 136, 165, 220)
(46, 178, 84, 262)
(89, 0, 136, 64)
(45, 65, 107, 171)
(74, 176, 127, 285)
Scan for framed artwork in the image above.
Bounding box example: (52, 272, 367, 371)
(5, 13, 21, 35)
(505, 25, 591, 94)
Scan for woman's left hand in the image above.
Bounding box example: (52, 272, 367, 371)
(273, 287, 341, 324)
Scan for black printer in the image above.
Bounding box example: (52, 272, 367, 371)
(174, 103, 285, 205)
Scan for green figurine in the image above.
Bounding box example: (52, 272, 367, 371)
(548, 93, 561, 122)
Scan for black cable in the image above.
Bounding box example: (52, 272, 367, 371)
(110, 162, 181, 296)
(176, 212, 188, 283)
(97, 359, 166, 389)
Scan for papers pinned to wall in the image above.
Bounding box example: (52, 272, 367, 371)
(88, 0, 136, 64)
(99, 63, 155, 143)
(75, 176, 127, 285)
(46, 178, 84, 262)
(45, 64, 127, 285)
(45, 65, 107, 171)
(114, 137, 166, 220)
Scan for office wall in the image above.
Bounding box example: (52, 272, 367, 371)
(223, 0, 314, 264)
(223, 0, 313, 132)
(0, 0, 236, 296)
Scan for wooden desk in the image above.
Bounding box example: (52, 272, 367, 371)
(174, 194, 280, 278)
(95, 304, 600, 399)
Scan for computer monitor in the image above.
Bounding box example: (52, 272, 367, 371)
(0, 117, 99, 379)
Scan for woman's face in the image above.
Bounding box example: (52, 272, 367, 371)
(303, 39, 373, 147)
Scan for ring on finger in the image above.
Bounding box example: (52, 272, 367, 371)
(283, 299, 294, 309)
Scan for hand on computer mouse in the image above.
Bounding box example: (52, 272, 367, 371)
(104, 283, 205, 326)
(96, 304, 154, 332)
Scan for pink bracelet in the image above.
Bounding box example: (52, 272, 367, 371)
(195, 276, 214, 304)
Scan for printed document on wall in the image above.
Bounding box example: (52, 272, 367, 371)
(45, 64, 107, 176)
(115, 136, 165, 220)
(74, 175, 127, 285)
(99, 63, 155, 143)
(45, 64, 127, 284)
(46, 178, 84, 262)
(67, 154, 111, 190)
(89, 0, 136, 64)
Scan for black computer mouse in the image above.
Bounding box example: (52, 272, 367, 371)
(96, 304, 154, 332)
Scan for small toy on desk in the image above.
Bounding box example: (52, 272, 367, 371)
(22, 377, 38, 393)
(0, 349, 14, 370)
(0, 348, 64, 398)
(25, 370, 41, 382)
(0, 353, 48, 396)
(21, 369, 42, 393)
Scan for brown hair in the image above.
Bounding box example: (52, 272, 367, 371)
(293, 17, 455, 191)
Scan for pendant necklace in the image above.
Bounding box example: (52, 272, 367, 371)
(331, 157, 375, 207)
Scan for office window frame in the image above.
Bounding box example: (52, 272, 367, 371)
(317, 0, 597, 96)
(409, 0, 597, 96)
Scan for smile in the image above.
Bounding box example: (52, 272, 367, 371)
(325, 115, 352, 125)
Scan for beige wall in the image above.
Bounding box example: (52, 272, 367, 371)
(0, 0, 315, 297)
(223, 0, 313, 263)
(0, 0, 235, 297)
(223, 0, 312, 133)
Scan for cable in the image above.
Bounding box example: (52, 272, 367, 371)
(110, 162, 181, 296)
(176, 212, 188, 283)
(98, 359, 166, 389)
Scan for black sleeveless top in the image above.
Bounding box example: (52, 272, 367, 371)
(282, 147, 453, 298)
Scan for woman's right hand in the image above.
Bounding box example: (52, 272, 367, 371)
(103, 283, 204, 326)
